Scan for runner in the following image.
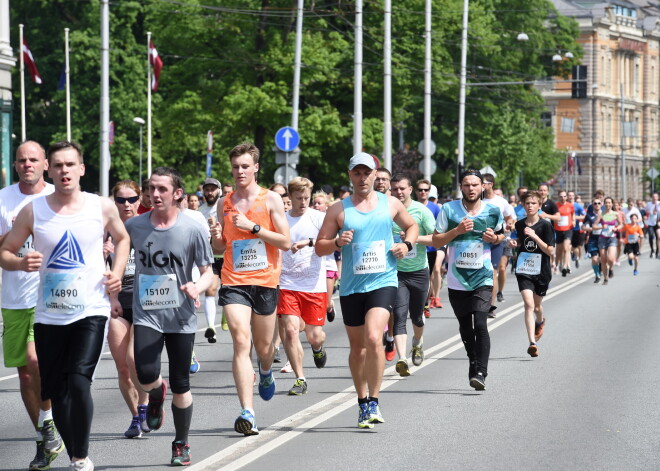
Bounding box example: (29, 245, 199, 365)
(312, 191, 339, 322)
(623, 213, 644, 275)
(0, 141, 130, 471)
(315, 152, 418, 428)
(198, 177, 223, 343)
(510, 191, 555, 358)
(389, 174, 435, 376)
(432, 169, 505, 391)
(210, 142, 290, 436)
(375, 167, 392, 195)
(414, 179, 443, 317)
(583, 197, 604, 283)
(0, 140, 63, 471)
(277, 177, 328, 395)
(538, 183, 560, 273)
(126, 167, 215, 466)
(597, 197, 624, 285)
(137, 178, 152, 214)
(553, 190, 575, 277)
(567, 191, 586, 269)
(644, 193, 659, 258)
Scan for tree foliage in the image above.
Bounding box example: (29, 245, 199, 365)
(12, 0, 582, 195)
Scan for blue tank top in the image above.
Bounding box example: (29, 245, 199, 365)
(339, 192, 398, 296)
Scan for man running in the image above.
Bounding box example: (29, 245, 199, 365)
(277, 177, 328, 396)
(432, 169, 504, 391)
(127, 167, 214, 466)
(0, 141, 63, 471)
(210, 142, 290, 436)
(389, 174, 435, 376)
(414, 179, 443, 315)
(0, 141, 130, 471)
(375, 167, 392, 195)
(554, 190, 575, 277)
(316, 152, 418, 428)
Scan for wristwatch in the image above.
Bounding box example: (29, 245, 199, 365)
(251, 224, 261, 234)
(308, 238, 314, 247)
(403, 240, 413, 252)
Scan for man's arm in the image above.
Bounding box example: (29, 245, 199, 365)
(210, 196, 227, 253)
(230, 192, 290, 251)
(315, 202, 346, 257)
(390, 197, 418, 258)
(0, 203, 41, 272)
(102, 198, 130, 294)
(181, 263, 214, 303)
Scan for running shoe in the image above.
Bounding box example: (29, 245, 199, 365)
(69, 458, 94, 471)
(358, 403, 373, 429)
(423, 304, 431, 318)
(313, 345, 328, 368)
(628, 259, 633, 266)
(603, 279, 608, 285)
(534, 318, 545, 342)
(469, 372, 486, 391)
(575, 258, 580, 268)
(496, 292, 504, 302)
(137, 404, 151, 433)
(258, 369, 276, 401)
(487, 305, 497, 319)
(124, 415, 142, 439)
(395, 359, 410, 377)
(609, 269, 614, 277)
(273, 346, 282, 364)
(288, 378, 308, 395)
(189, 352, 200, 374)
(634, 269, 639, 276)
(147, 380, 167, 430)
(234, 409, 259, 436)
(650, 251, 655, 258)
(221, 311, 229, 331)
(205, 326, 217, 344)
(411, 345, 424, 366)
(29, 441, 57, 471)
(385, 340, 396, 362)
(367, 401, 385, 424)
(561, 268, 567, 277)
(280, 361, 293, 373)
(434, 296, 443, 308)
(41, 419, 64, 455)
(527, 343, 539, 357)
(468, 360, 477, 381)
(326, 303, 336, 323)
(171, 440, 191, 466)
(594, 276, 600, 283)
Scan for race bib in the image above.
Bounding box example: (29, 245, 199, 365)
(628, 234, 639, 244)
(352, 240, 386, 274)
(601, 225, 614, 237)
(43, 272, 86, 314)
(559, 215, 569, 227)
(454, 240, 484, 269)
(17, 235, 34, 258)
(393, 234, 417, 259)
(124, 249, 136, 276)
(232, 239, 268, 272)
(516, 252, 542, 275)
(139, 274, 180, 310)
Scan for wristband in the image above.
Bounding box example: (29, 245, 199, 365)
(335, 238, 341, 248)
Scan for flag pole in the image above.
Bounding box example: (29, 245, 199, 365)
(147, 31, 152, 178)
(65, 28, 71, 141)
(19, 24, 25, 141)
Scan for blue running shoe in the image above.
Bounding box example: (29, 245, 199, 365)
(258, 369, 276, 401)
(634, 269, 639, 276)
(124, 415, 142, 439)
(234, 409, 259, 436)
(357, 403, 373, 429)
(367, 401, 384, 424)
(190, 352, 200, 374)
(137, 404, 151, 433)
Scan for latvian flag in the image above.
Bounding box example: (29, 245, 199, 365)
(22, 38, 42, 84)
(149, 40, 163, 92)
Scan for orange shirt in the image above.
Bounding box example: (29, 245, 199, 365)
(221, 187, 281, 288)
(623, 223, 643, 244)
(554, 202, 574, 231)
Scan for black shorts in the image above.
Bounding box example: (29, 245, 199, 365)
(555, 229, 572, 243)
(34, 316, 107, 402)
(120, 307, 134, 324)
(571, 231, 586, 247)
(624, 243, 641, 256)
(212, 257, 224, 276)
(218, 285, 279, 315)
(340, 286, 397, 327)
(448, 286, 492, 316)
(490, 243, 504, 270)
(516, 276, 549, 297)
(427, 250, 437, 270)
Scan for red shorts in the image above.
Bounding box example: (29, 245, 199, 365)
(277, 290, 327, 326)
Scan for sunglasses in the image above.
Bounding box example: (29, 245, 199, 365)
(593, 202, 602, 205)
(115, 196, 140, 204)
(416, 188, 430, 192)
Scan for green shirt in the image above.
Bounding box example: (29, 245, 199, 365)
(392, 200, 436, 272)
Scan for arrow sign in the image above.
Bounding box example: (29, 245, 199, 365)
(275, 126, 300, 152)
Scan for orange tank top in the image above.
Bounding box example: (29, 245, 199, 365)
(221, 187, 281, 288)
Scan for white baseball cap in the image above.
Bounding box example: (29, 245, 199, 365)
(348, 152, 377, 170)
(429, 185, 438, 199)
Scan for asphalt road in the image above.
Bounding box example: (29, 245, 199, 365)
(1, 253, 659, 471)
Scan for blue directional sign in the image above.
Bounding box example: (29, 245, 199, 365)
(275, 126, 300, 152)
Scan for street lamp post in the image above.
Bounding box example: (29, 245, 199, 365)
(133, 117, 145, 183)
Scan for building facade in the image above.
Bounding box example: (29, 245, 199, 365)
(545, 0, 660, 200)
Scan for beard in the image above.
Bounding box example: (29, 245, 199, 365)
(205, 192, 219, 206)
(462, 191, 481, 203)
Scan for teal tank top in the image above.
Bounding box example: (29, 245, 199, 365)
(339, 192, 398, 296)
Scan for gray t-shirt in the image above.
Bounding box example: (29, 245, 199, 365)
(125, 210, 214, 333)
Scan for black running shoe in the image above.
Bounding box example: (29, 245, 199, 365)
(171, 440, 191, 466)
(469, 372, 486, 391)
(313, 345, 327, 368)
(147, 380, 167, 430)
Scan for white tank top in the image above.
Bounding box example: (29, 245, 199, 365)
(33, 193, 110, 325)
